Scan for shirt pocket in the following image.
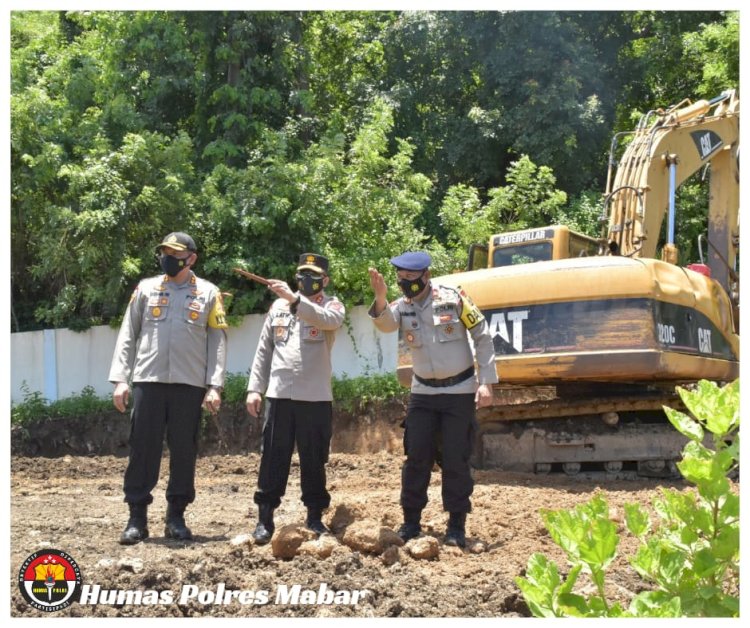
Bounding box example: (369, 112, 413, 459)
(434, 309, 463, 342)
(184, 297, 208, 326)
(302, 324, 324, 342)
(400, 316, 423, 348)
(272, 318, 291, 344)
(145, 296, 169, 322)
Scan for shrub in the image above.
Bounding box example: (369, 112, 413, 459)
(516, 379, 739, 617)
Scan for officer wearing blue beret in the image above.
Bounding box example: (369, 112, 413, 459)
(368, 252, 498, 548)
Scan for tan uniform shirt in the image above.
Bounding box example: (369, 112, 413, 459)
(108, 272, 228, 389)
(247, 292, 345, 401)
(370, 282, 498, 395)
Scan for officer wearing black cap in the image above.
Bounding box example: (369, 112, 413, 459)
(368, 251, 498, 548)
(246, 253, 345, 544)
(109, 232, 228, 545)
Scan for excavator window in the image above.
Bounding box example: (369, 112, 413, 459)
(568, 233, 599, 258)
(492, 242, 552, 267)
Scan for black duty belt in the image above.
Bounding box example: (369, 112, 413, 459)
(414, 366, 475, 388)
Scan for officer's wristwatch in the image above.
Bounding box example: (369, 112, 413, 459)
(291, 294, 301, 314)
(208, 385, 223, 393)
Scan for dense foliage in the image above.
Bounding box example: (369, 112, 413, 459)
(10, 373, 405, 424)
(11, 11, 738, 331)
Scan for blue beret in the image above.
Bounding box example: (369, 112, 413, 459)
(389, 251, 431, 271)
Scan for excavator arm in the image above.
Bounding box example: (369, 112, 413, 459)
(605, 90, 739, 293)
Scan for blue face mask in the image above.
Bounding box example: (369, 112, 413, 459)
(159, 254, 190, 277)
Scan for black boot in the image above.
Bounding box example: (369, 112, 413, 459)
(305, 508, 330, 536)
(397, 508, 422, 542)
(164, 502, 193, 541)
(252, 504, 275, 545)
(444, 512, 466, 548)
(119, 503, 149, 545)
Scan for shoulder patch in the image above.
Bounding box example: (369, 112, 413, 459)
(457, 287, 484, 329)
(208, 292, 228, 329)
(327, 299, 345, 313)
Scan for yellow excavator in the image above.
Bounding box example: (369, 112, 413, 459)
(399, 90, 739, 477)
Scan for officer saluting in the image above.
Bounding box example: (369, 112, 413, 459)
(246, 253, 345, 544)
(368, 251, 498, 548)
(109, 232, 228, 544)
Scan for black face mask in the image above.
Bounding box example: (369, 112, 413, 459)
(397, 272, 427, 297)
(296, 272, 325, 297)
(160, 253, 191, 277)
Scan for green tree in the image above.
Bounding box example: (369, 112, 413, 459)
(10, 10, 739, 331)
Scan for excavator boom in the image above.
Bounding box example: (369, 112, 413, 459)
(606, 90, 739, 294)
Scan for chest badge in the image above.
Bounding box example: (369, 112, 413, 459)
(406, 332, 415, 343)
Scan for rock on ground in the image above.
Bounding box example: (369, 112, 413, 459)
(10, 452, 699, 618)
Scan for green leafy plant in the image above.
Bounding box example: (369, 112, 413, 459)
(516, 379, 739, 617)
(332, 373, 406, 413)
(221, 372, 251, 405)
(11, 373, 406, 425)
(11, 384, 113, 425)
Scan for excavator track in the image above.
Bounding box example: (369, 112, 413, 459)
(472, 383, 688, 478)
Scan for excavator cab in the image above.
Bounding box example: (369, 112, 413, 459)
(467, 225, 599, 270)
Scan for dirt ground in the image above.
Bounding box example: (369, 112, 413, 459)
(9, 450, 693, 618)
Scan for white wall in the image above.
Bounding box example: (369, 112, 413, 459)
(10, 306, 397, 403)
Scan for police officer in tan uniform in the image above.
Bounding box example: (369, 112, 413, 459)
(369, 251, 498, 548)
(246, 253, 345, 544)
(109, 232, 228, 544)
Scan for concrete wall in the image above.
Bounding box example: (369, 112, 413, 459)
(10, 306, 397, 403)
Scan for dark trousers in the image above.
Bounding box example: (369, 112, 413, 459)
(254, 398, 333, 510)
(401, 393, 476, 514)
(123, 382, 205, 507)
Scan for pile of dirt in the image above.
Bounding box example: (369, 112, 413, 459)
(10, 451, 689, 618)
